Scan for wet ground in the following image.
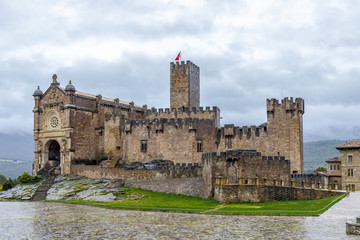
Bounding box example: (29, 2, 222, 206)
(1, 192, 360, 239)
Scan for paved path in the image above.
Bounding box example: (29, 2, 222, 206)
(323, 192, 360, 218)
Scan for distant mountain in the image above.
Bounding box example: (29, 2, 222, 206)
(303, 140, 348, 173)
(0, 133, 33, 178)
(0, 133, 33, 161)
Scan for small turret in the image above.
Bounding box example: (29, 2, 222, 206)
(65, 80, 76, 105)
(65, 80, 76, 91)
(32, 86, 43, 97)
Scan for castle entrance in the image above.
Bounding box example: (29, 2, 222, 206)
(44, 140, 61, 172)
(48, 140, 60, 161)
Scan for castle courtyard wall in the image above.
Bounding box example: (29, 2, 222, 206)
(70, 164, 205, 197)
(214, 184, 343, 203)
(202, 150, 291, 198)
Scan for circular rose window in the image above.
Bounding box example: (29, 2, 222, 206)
(49, 116, 59, 128)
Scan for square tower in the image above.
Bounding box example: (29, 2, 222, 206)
(170, 60, 200, 109)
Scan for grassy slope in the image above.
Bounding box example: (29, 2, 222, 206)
(51, 186, 348, 216)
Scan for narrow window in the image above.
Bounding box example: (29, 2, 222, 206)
(348, 169, 351, 177)
(338, 165, 340, 170)
(197, 142, 203, 152)
(225, 136, 232, 148)
(330, 165, 332, 171)
(141, 141, 147, 152)
(349, 155, 353, 162)
(351, 169, 354, 177)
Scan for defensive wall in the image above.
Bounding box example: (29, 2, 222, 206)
(70, 163, 204, 197)
(145, 106, 220, 128)
(291, 173, 329, 189)
(202, 149, 291, 198)
(120, 118, 217, 164)
(214, 183, 343, 203)
(70, 162, 201, 180)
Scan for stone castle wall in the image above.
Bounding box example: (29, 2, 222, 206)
(202, 149, 291, 198)
(70, 163, 202, 179)
(145, 106, 220, 128)
(214, 184, 343, 203)
(120, 118, 216, 164)
(291, 173, 329, 189)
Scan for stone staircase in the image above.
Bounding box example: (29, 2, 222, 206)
(31, 176, 56, 201)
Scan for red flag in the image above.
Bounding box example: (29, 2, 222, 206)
(175, 51, 181, 61)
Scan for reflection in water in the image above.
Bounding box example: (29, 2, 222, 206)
(0, 193, 360, 240)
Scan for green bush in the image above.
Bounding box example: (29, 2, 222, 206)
(19, 173, 33, 184)
(3, 181, 13, 190)
(18, 173, 43, 184)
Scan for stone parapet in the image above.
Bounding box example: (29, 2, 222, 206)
(214, 184, 344, 203)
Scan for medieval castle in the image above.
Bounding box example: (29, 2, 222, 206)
(32, 60, 341, 202)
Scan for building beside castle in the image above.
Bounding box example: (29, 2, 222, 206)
(32, 60, 305, 180)
(323, 140, 360, 191)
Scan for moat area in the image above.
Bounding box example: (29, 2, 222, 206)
(1, 193, 360, 239)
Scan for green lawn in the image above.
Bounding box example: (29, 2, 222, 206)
(50, 186, 348, 216)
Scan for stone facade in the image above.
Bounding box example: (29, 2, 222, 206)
(33, 60, 304, 180)
(214, 184, 342, 203)
(336, 141, 360, 191)
(326, 157, 342, 190)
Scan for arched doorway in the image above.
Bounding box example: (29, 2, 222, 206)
(44, 140, 61, 171)
(48, 140, 60, 161)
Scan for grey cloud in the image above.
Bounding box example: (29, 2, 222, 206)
(1, 1, 360, 142)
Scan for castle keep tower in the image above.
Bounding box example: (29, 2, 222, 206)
(267, 97, 305, 174)
(170, 60, 200, 109)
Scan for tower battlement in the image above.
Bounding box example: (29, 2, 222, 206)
(217, 123, 268, 141)
(123, 117, 215, 132)
(170, 60, 200, 72)
(267, 97, 304, 115)
(145, 106, 220, 127)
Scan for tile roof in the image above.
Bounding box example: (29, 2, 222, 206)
(336, 140, 360, 150)
(326, 157, 341, 163)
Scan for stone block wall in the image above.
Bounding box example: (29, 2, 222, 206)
(291, 173, 329, 189)
(121, 118, 217, 164)
(214, 184, 343, 203)
(70, 163, 202, 180)
(145, 106, 220, 128)
(202, 149, 291, 198)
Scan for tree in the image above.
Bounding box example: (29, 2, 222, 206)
(314, 166, 327, 173)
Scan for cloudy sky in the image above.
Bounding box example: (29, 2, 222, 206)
(1, 0, 360, 141)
